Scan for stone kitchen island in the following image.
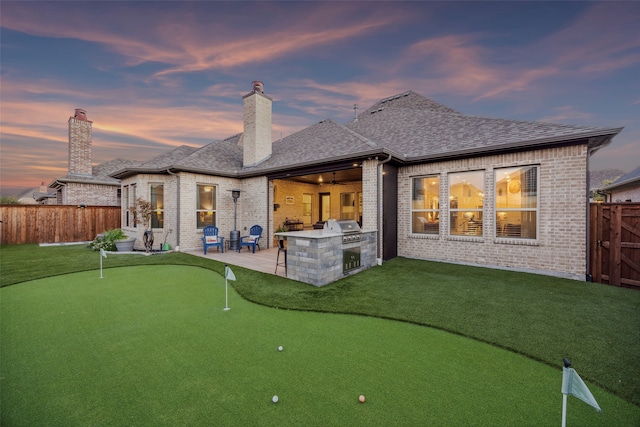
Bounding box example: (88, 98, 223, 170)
(275, 226, 377, 287)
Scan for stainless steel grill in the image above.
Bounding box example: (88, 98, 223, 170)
(324, 219, 363, 273)
(324, 219, 362, 243)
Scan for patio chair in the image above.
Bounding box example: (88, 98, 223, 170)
(202, 226, 224, 254)
(238, 225, 262, 253)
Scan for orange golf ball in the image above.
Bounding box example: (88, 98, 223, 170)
(359, 395, 365, 403)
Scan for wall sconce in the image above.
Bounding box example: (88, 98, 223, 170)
(274, 203, 280, 211)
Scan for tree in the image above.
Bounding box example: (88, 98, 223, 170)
(0, 196, 20, 205)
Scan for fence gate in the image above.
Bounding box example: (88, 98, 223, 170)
(589, 203, 640, 289)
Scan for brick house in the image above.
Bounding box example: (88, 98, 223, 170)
(111, 82, 622, 280)
(48, 109, 139, 206)
(598, 166, 640, 202)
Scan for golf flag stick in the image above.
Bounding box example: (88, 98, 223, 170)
(224, 265, 236, 311)
(99, 248, 107, 278)
(561, 358, 601, 427)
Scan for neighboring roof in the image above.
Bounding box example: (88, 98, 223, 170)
(589, 169, 626, 191)
(601, 166, 640, 191)
(50, 158, 141, 187)
(110, 90, 624, 179)
(110, 145, 200, 178)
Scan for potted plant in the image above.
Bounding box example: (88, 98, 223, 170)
(89, 228, 134, 252)
(130, 197, 154, 252)
(274, 223, 288, 246)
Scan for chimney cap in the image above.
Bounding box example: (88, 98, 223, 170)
(252, 81, 264, 94)
(73, 109, 88, 121)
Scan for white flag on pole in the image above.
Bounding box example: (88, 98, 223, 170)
(225, 266, 236, 281)
(100, 248, 107, 258)
(562, 366, 601, 412)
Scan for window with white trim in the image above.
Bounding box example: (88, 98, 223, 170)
(129, 184, 137, 228)
(197, 185, 216, 229)
(411, 175, 440, 234)
(124, 185, 130, 227)
(449, 171, 484, 236)
(150, 184, 164, 228)
(495, 166, 538, 239)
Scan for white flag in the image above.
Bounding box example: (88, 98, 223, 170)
(100, 248, 107, 259)
(225, 266, 236, 281)
(562, 367, 601, 412)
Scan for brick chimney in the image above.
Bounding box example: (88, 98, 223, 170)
(68, 108, 93, 176)
(242, 81, 272, 167)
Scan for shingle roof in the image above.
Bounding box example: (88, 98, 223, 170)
(346, 106, 616, 160)
(247, 119, 380, 173)
(589, 169, 626, 191)
(359, 90, 460, 116)
(51, 158, 142, 186)
(138, 145, 200, 169)
(111, 90, 623, 178)
(174, 138, 244, 174)
(601, 166, 640, 191)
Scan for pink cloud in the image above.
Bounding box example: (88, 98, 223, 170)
(2, 2, 407, 77)
(537, 106, 594, 123)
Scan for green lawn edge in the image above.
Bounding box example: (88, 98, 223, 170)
(1, 244, 639, 407)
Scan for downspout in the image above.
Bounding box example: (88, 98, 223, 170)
(166, 168, 180, 249)
(377, 153, 392, 262)
(585, 147, 597, 282)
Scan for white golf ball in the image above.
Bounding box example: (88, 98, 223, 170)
(272, 395, 279, 403)
(278, 346, 283, 351)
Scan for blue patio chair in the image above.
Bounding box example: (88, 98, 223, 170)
(238, 225, 262, 253)
(202, 226, 224, 254)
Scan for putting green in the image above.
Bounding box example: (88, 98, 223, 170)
(1, 266, 637, 426)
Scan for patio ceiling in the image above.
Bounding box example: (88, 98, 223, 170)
(280, 168, 362, 185)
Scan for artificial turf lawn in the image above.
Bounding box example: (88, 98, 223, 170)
(1, 244, 639, 409)
(1, 265, 639, 426)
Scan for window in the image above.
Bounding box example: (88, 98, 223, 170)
(411, 176, 440, 234)
(340, 192, 356, 220)
(449, 171, 484, 236)
(150, 184, 164, 229)
(197, 185, 216, 228)
(129, 184, 137, 227)
(124, 185, 130, 227)
(495, 166, 538, 239)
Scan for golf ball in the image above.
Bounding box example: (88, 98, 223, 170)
(272, 395, 279, 403)
(359, 395, 366, 403)
(278, 346, 283, 351)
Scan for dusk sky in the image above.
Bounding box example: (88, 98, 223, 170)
(1, 1, 639, 197)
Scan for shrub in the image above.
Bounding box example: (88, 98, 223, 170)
(88, 228, 128, 252)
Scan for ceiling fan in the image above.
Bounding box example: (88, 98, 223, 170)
(329, 171, 345, 185)
(318, 171, 344, 185)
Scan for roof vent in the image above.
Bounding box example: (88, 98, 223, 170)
(252, 81, 264, 93)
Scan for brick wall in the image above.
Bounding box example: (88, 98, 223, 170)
(610, 186, 640, 202)
(273, 178, 363, 229)
(63, 183, 119, 206)
(68, 117, 92, 175)
(397, 145, 589, 279)
(243, 91, 272, 167)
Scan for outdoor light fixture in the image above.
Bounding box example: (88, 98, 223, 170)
(228, 189, 242, 250)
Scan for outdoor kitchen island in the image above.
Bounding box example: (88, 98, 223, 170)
(275, 220, 377, 286)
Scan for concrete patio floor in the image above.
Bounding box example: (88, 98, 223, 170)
(185, 245, 287, 278)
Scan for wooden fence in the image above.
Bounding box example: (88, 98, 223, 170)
(0, 205, 121, 245)
(589, 203, 640, 289)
